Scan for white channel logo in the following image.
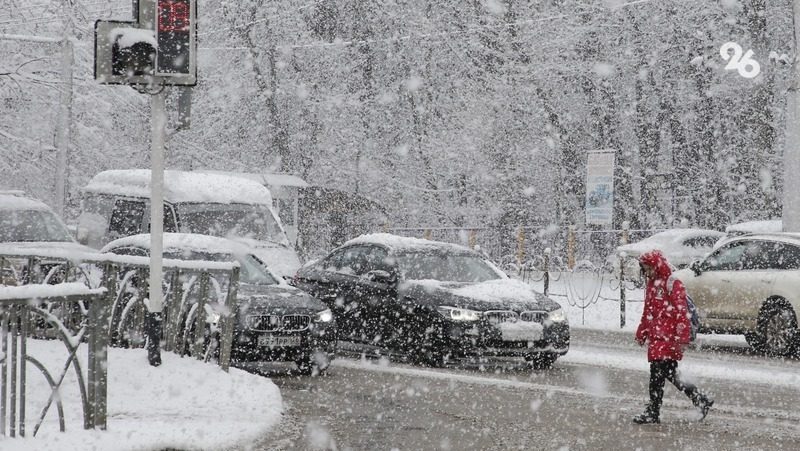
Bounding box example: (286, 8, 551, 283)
(720, 42, 760, 79)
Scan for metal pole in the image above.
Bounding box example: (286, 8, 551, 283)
(146, 89, 166, 367)
(620, 257, 626, 329)
(784, 1, 800, 232)
(54, 37, 73, 217)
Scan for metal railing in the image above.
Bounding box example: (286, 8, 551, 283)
(0, 250, 240, 437)
(0, 284, 108, 436)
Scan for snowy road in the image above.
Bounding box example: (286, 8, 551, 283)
(245, 329, 800, 451)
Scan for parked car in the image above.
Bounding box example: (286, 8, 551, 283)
(608, 228, 725, 282)
(0, 191, 95, 285)
(77, 169, 301, 278)
(674, 232, 800, 356)
(292, 233, 570, 369)
(101, 233, 337, 374)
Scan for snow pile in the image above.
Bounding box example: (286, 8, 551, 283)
(7, 341, 282, 451)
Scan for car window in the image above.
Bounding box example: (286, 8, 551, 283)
(396, 251, 501, 282)
(109, 246, 148, 257)
(682, 236, 719, 249)
(763, 242, 800, 270)
(738, 241, 770, 270)
(109, 199, 146, 238)
(365, 247, 392, 273)
(338, 245, 373, 275)
(703, 242, 748, 271)
(0, 209, 75, 243)
(144, 204, 178, 233)
(320, 248, 347, 271)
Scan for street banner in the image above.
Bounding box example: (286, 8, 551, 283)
(585, 150, 615, 226)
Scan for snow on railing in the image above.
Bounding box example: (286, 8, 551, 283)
(0, 283, 108, 436)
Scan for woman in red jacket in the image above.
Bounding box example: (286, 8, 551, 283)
(633, 249, 713, 424)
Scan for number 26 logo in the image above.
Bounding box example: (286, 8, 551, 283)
(720, 42, 761, 79)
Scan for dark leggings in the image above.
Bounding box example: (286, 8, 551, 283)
(648, 360, 701, 416)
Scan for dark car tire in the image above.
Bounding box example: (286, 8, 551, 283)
(528, 352, 557, 370)
(744, 331, 766, 353)
(296, 357, 327, 376)
(758, 302, 799, 357)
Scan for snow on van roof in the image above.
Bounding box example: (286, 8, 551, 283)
(345, 233, 476, 253)
(101, 233, 251, 256)
(196, 170, 309, 188)
(83, 170, 272, 205)
(0, 193, 52, 211)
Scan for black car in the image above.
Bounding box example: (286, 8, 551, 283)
(293, 233, 569, 368)
(101, 233, 337, 375)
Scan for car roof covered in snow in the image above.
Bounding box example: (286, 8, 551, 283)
(101, 233, 252, 256)
(83, 170, 272, 205)
(0, 193, 52, 211)
(718, 232, 800, 246)
(344, 233, 479, 254)
(724, 219, 782, 235)
(618, 228, 724, 249)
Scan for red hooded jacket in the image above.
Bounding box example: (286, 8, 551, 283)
(635, 250, 692, 361)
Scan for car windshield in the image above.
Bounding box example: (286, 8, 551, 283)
(395, 251, 501, 282)
(0, 209, 74, 243)
(163, 250, 278, 285)
(177, 203, 285, 244)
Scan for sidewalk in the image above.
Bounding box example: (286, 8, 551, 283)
(5, 341, 282, 451)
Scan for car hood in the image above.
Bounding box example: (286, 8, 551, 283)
(398, 278, 561, 312)
(229, 238, 300, 278)
(236, 282, 327, 316)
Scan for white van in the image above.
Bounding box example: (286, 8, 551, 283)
(76, 169, 301, 277)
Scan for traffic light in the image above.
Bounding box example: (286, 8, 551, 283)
(95, 0, 196, 86)
(156, 0, 192, 75)
(111, 29, 156, 76)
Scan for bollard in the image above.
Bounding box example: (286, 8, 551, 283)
(543, 247, 551, 296)
(567, 226, 576, 270)
(620, 255, 626, 329)
(468, 230, 477, 249)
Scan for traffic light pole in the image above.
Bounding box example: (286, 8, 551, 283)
(784, 0, 800, 232)
(145, 87, 166, 367)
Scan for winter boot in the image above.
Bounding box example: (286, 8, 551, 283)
(695, 395, 714, 421)
(632, 407, 660, 424)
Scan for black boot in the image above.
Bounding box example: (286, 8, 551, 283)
(632, 407, 660, 424)
(695, 395, 714, 421)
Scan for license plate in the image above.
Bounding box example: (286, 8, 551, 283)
(258, 335, 301, 347)
(497, 322, 543, 342)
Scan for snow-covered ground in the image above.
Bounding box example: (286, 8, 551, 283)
(4, 342, 282, 451)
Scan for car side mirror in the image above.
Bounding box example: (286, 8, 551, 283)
(365, 269, 396, 285)
(690, 260, 703, 276)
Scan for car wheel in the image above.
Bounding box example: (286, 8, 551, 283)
(744, 331, 766, 353)
(528, 352, 557, 370)
(759, 302, 798, 357)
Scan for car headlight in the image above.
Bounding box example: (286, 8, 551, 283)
(547, 308, 567, 323)
(437, 306, 482, 321)
(315, 308, 333, 323)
